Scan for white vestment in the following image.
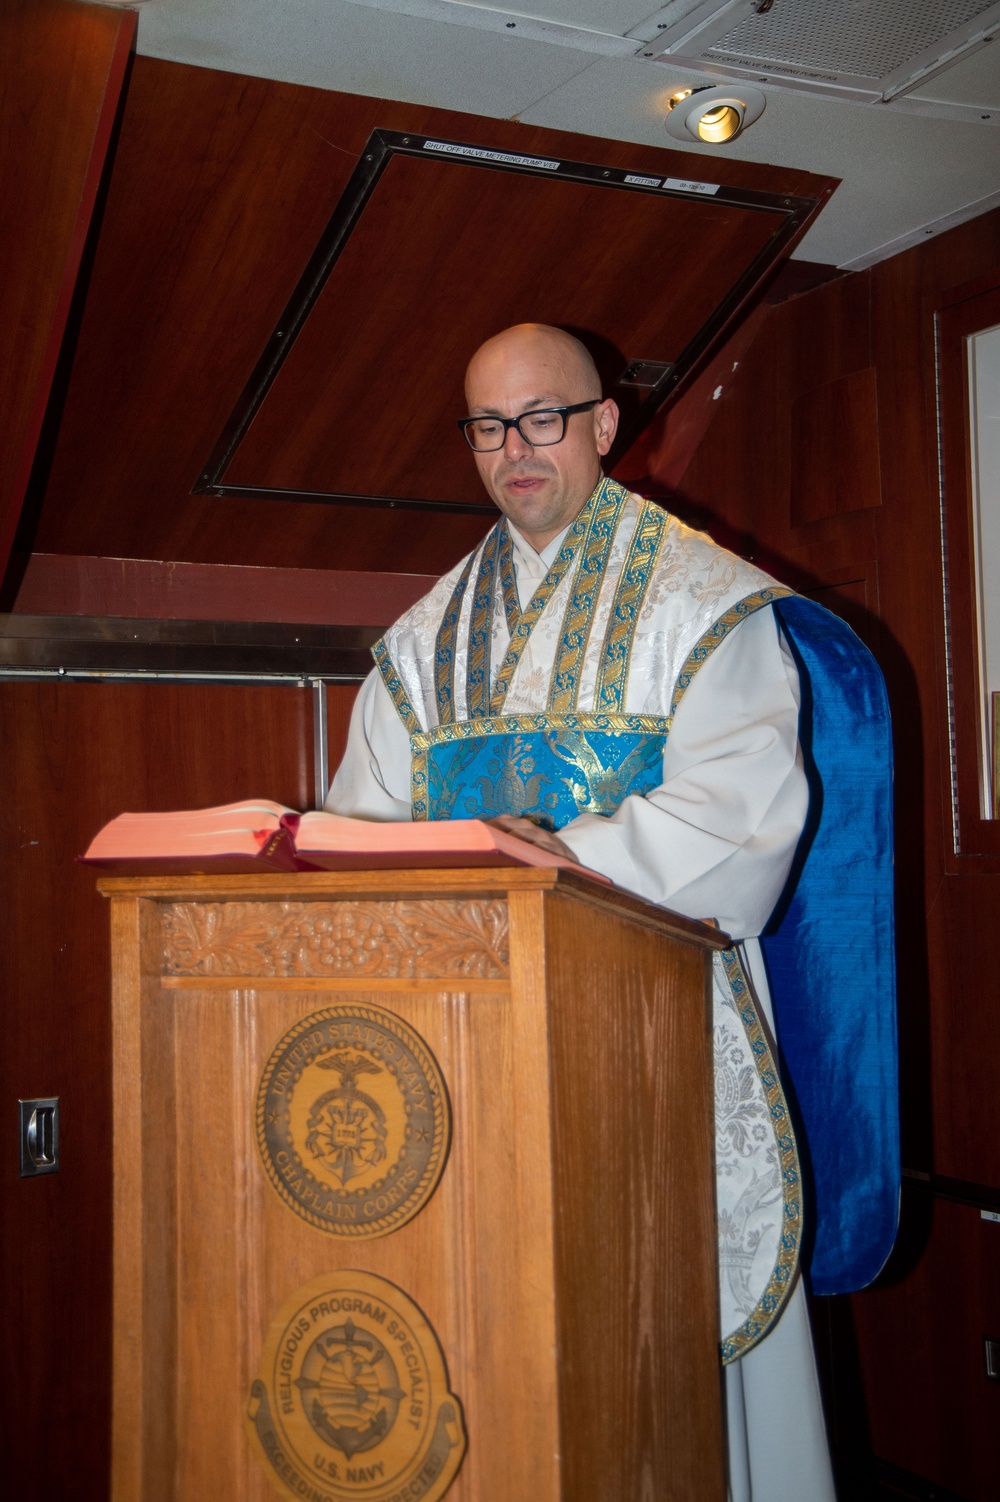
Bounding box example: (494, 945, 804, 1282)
(328, 516, 837, 1502)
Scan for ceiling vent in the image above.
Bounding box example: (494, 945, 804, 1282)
(641, 0, 1000, 107)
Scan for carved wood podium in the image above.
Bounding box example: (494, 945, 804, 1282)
(102, 867, 726, 1502)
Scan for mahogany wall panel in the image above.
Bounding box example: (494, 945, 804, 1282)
(0, 679, 324, 1494)
(926, 876, 1000, 1185)
(0, 0, 135, 580)
(935, 280, 1000, 857)
(850, 1193, 1000, 1502)
(9, 553, 435, 626)
(866, 219, 1000, 1190)
(29, 56, 834, 580)
(790, 366, 882, 526)
(326, 682, 358, 782)
(612, 302, 773, 501)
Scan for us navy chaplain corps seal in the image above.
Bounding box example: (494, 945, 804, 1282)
(255, 1004, 450, 1238)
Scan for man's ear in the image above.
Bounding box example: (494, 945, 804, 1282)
(595, 398, 620, 456)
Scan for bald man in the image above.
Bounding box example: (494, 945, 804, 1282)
(329, 323, 897, 1500)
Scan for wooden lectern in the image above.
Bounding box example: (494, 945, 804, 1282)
(102, 867, 726, 1502)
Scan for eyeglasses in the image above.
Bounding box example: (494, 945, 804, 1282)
(457, 399, 600, 453)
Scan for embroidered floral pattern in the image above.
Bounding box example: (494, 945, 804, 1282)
(377, 489, 791, 732)
(716, 951, 802, 1364)
(409, 713, 670, 823)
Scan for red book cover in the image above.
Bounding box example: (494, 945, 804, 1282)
(80, 801, 606, 882)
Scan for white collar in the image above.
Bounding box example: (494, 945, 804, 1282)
(506, 520, 572, 580)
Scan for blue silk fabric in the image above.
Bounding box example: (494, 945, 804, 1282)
(418, 718, 667, 826)
(764, 596, 898, 1295)
(421, 596, 899, 1295)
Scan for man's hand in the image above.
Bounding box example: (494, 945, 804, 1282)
(487, 815, 576, 862)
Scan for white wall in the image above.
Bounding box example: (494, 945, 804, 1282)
(968, 321, 1000, 814)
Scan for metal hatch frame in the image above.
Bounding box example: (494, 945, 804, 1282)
(194, 128, 820, 514)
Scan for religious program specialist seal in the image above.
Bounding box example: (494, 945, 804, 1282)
(255, 1004, 451, 1238)
(246, 1269, 466, 1502)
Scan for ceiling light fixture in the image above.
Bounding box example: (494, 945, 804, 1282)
(664, 84, 766, 145)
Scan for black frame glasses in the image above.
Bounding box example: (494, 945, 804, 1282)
(457, 399, 600, 452)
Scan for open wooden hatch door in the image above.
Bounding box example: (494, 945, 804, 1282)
(199, 128, 819, 515)
(20, 59, 837, 582)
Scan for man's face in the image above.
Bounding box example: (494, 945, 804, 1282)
(464, 334, 618, 549)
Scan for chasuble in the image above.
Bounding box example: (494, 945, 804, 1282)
(331, 477, 898, 1342)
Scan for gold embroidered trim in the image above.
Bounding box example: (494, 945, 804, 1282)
(466, 525, 503, 720)
(409, 710, 671, 821)
(548, 478, 628, 714)
(372, 637, 420, 734)
(498, 522, 520, 639)
(487, 477, 606, 715)
(719, 946, 803, 1365)
(668, 587, 794, 727)
(433, 549, 478, 727)
(593, 497, 668, 712)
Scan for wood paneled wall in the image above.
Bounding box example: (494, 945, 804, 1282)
(625, 206, 1000, 1499)
(0, 0, 134, 579)
(8, 553, 435, 627)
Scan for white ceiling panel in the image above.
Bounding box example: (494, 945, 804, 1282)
(912, 35, 1000, 104)
(440, 0, 658, 29)
(137, 0, 596, 118)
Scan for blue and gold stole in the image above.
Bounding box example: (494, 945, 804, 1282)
(374, 476, 788, 826)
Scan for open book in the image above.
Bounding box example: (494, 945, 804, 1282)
(80, 799, 605, 880)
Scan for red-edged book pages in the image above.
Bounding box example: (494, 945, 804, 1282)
(80, 800, 300, 874)
(80, 799, 606, 881)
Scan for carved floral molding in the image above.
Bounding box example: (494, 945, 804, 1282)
(162, 899, 509, 980)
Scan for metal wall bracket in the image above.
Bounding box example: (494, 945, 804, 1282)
(985, 1336, 1000, 1382)
(196, 127, 817, 508)
(19, 1097, 60, 1177)
(615, 359, 675, 389)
